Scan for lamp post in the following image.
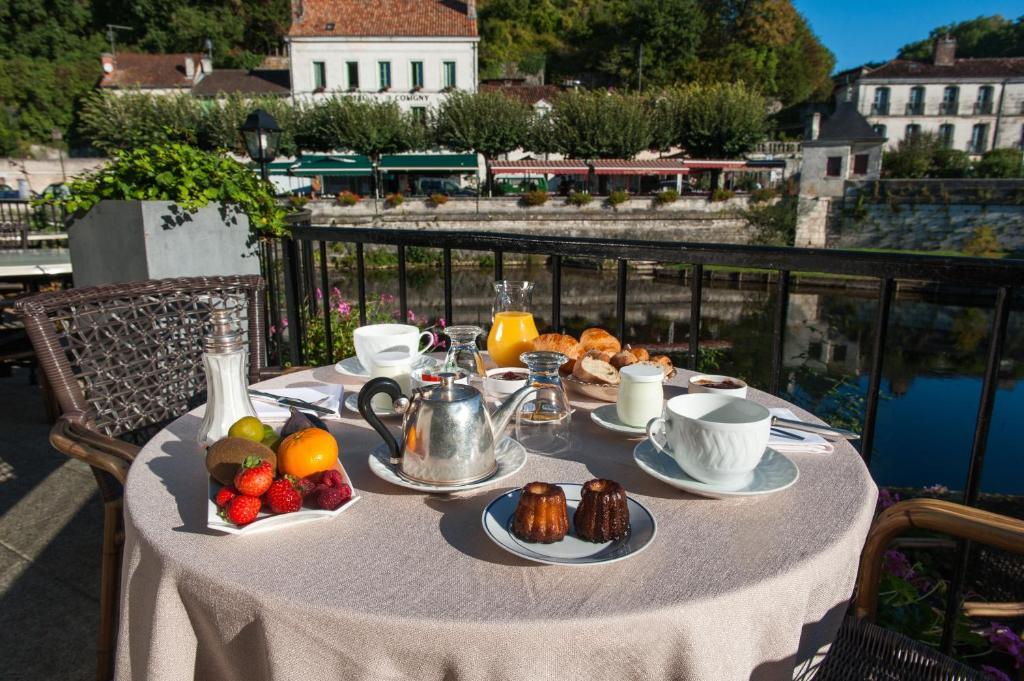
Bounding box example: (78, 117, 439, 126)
(51, 127, 66, 183)
(239, 109, 282, 182)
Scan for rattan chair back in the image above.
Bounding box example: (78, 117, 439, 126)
(15, 276, 266, 441)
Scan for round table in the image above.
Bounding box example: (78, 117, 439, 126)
(116, 366, 877, 681)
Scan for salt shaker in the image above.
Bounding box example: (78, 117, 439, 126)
(197, 309, 258, 446)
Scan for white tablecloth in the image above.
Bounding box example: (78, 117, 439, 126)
(115, 366, 877, 681)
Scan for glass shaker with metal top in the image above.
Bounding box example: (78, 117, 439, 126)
(197, 308, 258, 446)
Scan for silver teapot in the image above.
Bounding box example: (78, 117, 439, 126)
(358, 374, 536, 486)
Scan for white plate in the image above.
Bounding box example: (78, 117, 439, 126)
(207, 465, 361, 536)
(482, 483, 656, 566)
(369, 437, 528, 493)
(589, 404, 649, 435)
(633, 439, 798, 498)
(334, 355, 438, 378)
(251, 385, 343, 420)
(345, 392, 403, 418)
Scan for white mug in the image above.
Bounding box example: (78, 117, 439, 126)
(353, 324, 434, 372)
(368, 350, 414, 410)
(646, 393, 770, 490)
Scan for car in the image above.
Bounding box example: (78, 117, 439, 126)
(416, 178, 475, 197)
(37, 183, 70, 200)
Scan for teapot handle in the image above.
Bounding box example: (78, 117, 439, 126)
(357, 378, 405, 465)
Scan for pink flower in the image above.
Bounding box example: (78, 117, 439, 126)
(316, 288, 323, 300)
(331, 287, 342, 301)
(269, 324, 276, 334)
(407, 310, 416, 322)
(437, 317, 447, 329)
(380, 293, 395, 304)
(337, 301, 352, 316)
(282, 318, 289, 328)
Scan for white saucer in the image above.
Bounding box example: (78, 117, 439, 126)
(633, 439, 798, 498)
(482, 483, 656, 566)
(344, 392, 402, 418)
(368, 437, 528, 493)
(335, 355, 437, 378)
(589, 404, 649, 435)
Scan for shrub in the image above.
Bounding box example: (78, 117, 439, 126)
(521, 190, 549, 206)
(607, 189, 630, 207)
(566, 191, 593, 207)
(710, 188, 735, 202)
(385, 193, 404, 208)
(429, 193, 449, 206)
(653, 189, 679, 206)
(962, 226, 1007, 258)
(931, 148, 973, 178)
(741, 196, 797, 246)
(975, 149, 1024, 178)
(749, 188, 777, 203)
(336, 191, 361, 207)
(287, 195, 310, 212)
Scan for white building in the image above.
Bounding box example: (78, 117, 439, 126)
(837, 37, 1024, 155)
(285, 0, 480, 115)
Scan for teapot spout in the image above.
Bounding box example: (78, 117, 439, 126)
(491, 385, 538, 441)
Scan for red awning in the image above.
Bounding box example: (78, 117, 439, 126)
(682, 159, 748, 171)
(490, 160, 589, 174)
(591, 160, 689, 175)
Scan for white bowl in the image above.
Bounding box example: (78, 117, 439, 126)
(688, 374, 748, 398)
(485, 367, 530, 397)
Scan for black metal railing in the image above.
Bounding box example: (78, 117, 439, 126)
(268, 214, 1023, 653)
(0, 199, 67, 232)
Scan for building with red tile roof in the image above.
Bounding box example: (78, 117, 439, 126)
(98, 52, 208, 93)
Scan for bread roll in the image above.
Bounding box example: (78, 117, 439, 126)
(625, 345, 649, 362)
(579, 328, 621, 355)
(649, 355, 673, 377)
(610, 351, 637, 369)
(583, 348, 614, 363)
(572, 356, 620, 385)
(532, 334, 582, 371)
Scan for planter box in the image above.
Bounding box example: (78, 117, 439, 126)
(68, 200, 259, 287)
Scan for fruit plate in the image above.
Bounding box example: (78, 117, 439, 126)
(481, 483, 656, 566)
(206, 463, 361, 536)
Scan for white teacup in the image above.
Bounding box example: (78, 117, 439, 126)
(353, 324, 434, 372)
(688, 374, 748, 398)
(646, 393, 770, 490)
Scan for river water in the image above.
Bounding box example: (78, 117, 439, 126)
(326, 261, 1023, 495)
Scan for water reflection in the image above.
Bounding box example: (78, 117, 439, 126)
(327, 263, 1022, 494)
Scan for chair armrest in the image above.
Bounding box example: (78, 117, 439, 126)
(963, 602, 1024, 618)
(49, 417, 139, 487)
(855, 499, 1024, 620)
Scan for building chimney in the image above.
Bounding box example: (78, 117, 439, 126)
(467, 0, 477, 20)
(100, 53, 114, 74)
(184, 56, 196, 79)
(807, 112, 821, 141)
(933, 35, 956, 66)
(292, 0, 304, 20)
(200, 57, 212, 75)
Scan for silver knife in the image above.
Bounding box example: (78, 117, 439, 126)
(771, 416, 859, 440)
(248, 389, 335, 416)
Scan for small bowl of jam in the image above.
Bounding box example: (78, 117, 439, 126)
(485, 367, 529, 397)
(688, 374, 748, 398)
(411, 367, 467, 391)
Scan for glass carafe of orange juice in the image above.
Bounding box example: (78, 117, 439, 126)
(487, 281, 538, 368)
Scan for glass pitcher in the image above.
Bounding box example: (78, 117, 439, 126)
(515, 351, 573, 455)
(486, 281, 539, 368)
(443, 325, 486, 390)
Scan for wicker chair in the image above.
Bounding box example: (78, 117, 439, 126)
(815, 499, 1024, 680)
(14, 275, 270, 681)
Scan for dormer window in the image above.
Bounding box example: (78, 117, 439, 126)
(325, 22, 335, 31)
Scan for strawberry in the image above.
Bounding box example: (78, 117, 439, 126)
(221, 494, 261, 526)
(214, 485, 239, 509)
(293, 476, 317, 499)
(234, 456, 273, 497)
(315, 481, 352, 511)
(265, 477, 302, 514)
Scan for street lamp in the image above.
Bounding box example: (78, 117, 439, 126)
(239, 109, 282, 182)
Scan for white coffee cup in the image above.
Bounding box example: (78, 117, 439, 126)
(646, 393, 770, 490)
(353, 324, 434, 372)
(688, 374, 748, 398)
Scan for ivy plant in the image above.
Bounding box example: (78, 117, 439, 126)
(55, 142, 286, 236)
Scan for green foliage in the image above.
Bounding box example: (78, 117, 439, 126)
(429, 193, 449, 206)
(659, 82, 767, 158)
(385, 193, 404, 208)
(710, 188, 735, 202)
(975, 149, 1024, 179)
(521, 190, 549, 206)
(883, 133, 944, 179)
(434, 90, 533, 160)
(742, 195, 796, 245)
(299, 292, 402, 365)
(566, 191, 593, 207)
(607, 189, 630, 206)
(749, 187, 777, 203)
(899, 15, 1024, 59)
(962, 226, 1007, 259)
(302, 96, 426, 159)
(546, 90, 652, 158)
(653, 188, 679, 205)
(336, 191, 360, 207)
(287, 195, 309, 212)
(56, 142, 286, 235)
(931, 148, 973, 179)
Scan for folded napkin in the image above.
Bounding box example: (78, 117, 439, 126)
(251, 386, 343, 420)
(768, 408, 834, 454)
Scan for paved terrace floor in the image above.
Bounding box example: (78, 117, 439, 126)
(0, 366, 99, 680)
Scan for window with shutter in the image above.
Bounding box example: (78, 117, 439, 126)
(826, 157, 843, 177)
(852, 154, 869, 175)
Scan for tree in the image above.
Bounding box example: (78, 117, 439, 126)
(974, 148, 1023, 178)
(546, 90, 652, 159)
(882, 133, 940, 179)
(662, 82, 767, 158)
(78, 92, 203, 152)
(899, 15, 1024, 60)
(434, 90, 532, 194)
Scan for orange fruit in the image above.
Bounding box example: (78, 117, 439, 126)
(276, 428, 339, 479)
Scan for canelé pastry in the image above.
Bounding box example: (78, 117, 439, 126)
(512, 482, 569, 543)
(574, 479, 630, 542)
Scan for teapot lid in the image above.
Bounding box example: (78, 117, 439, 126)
(421, 373, 477, 402)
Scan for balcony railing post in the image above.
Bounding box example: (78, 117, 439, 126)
(860, 278, 895, 464)
(689, 264, 703, 370)
(551, 255, 562, 332)
(397, 245, 408, 322)
(356, 242, 367, 326)
(281, 236, 304, 366)
(493, 250, 503, 281)
(319, 240, 333, 365)
(768, 270, 791, 395)
(616, 259, 628, 343)
(443, 247, 453, 325)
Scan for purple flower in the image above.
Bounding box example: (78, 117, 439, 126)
(923, 483, 949, 495)
(380, 293, 395, 304)
(407, 309, 416, 322)
(882, 550, 916, 581)
(282, 318, 289, 328)
(982, 665, 1013, 681)
(978, 623, 1024, 668)
(315, 287, 323, 300)
(878, 488, 900, 511)
(436, 317, 447, 329)
(337, 301, 352, 316)
(331, 287, 342, 300)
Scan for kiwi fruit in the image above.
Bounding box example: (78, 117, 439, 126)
(206, 437, 277, 486)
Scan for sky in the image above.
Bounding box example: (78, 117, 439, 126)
(793, 0, 1023, 71)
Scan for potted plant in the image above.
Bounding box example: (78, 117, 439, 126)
(57, 142, 285, 287)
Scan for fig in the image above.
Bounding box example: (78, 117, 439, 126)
(280, 408, 328, 438)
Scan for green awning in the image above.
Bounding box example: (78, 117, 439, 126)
(379, 154, 478, 172)
(265, 161, 294, 174)
(290, 155, 373, 176)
